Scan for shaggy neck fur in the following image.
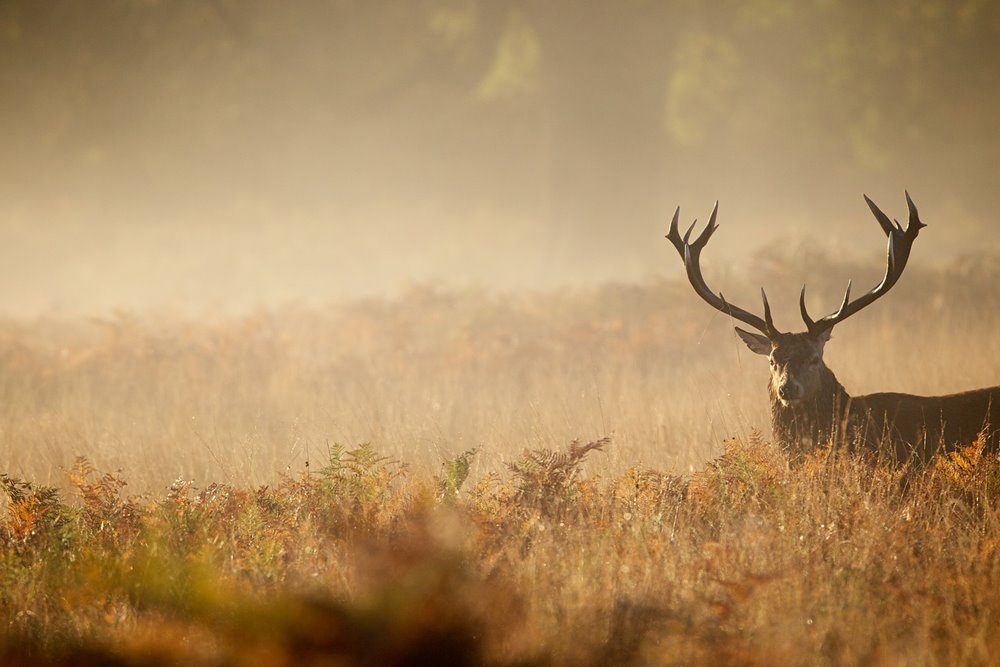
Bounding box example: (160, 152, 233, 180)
(770, 365, 852, 460)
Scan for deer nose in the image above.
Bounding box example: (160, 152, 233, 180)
(778, 384, 800, 401)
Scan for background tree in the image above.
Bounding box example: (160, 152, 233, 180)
(1, 0, 998, 311)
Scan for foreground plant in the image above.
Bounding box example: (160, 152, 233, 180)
(1, 437, 998, 666)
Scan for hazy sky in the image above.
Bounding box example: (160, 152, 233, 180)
(2, 1, 998, 315)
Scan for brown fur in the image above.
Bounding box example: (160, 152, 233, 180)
(671, 193, 996, 464)
(759, 332, 1000, 462)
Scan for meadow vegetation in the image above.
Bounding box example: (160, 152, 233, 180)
(1, 249, 1000, 665)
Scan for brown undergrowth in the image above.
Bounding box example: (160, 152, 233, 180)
(2, 437, 999, 666)
(1, 266, 999, 665)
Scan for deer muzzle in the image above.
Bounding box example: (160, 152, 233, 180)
(776, 379, 803, 405)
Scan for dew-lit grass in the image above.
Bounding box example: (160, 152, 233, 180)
(1, 252, 999, 665)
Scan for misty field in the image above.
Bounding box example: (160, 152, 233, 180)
(2, 251, 1000, 666)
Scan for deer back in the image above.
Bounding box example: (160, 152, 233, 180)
(848, 386, 1000, 462)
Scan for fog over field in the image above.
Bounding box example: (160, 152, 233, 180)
(4, 5, 1000, 665)
(2, 1, 1000, 316)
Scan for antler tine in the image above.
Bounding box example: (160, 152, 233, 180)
(803, 194, 924, 337)
(905, 190, 926, 235)
(863, 194, 896, 237)
(668, 206, 681, 239)
(834, 280, 853, 318)
(666, 202, 777, 336)
(799, 281, 851, 331)
(690, 202, 720, 250)
(806, 279, 853, 324)
(682, 219, 698, 244)
(799, 285, 815, 331)
(760, 288, 778, 337)
(667, 206, 679, 240)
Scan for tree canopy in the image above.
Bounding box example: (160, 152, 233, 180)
(2, 0, 998, 271)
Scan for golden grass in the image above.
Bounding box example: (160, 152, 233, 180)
(1, 251, 999, 665)
(2, 438, 999, 665)
(0, 281, 758, 491)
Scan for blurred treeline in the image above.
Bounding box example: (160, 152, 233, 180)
(2, 0, 999, 295)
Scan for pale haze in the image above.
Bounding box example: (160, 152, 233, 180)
(2, 2, 999, 316)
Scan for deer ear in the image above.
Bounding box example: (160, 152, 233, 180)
(815, 328, 833, 346)
(735, 327, 771, 355)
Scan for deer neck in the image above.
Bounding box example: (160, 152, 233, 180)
(770, 366, 851, 458)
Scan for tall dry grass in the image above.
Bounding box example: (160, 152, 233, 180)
(1, 249, 998, 492)
(1, 248, 1000, 664)
(1, 436, 999, 665)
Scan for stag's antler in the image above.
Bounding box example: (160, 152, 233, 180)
(799, 191, 926, 337)
(666, 203, 780, 337)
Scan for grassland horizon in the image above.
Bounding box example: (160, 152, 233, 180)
(2, 248, 999, 665)
(2, 247, 999, 491)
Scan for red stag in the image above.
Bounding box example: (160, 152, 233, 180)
(666, 193, 999, 462)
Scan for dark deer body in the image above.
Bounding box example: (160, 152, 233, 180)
(667, 194, 999, 463)
(768, 356, 1000, 462)
(852, 387, 1000, 461)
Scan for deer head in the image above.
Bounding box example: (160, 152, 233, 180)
(666, 193, 925, 407)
